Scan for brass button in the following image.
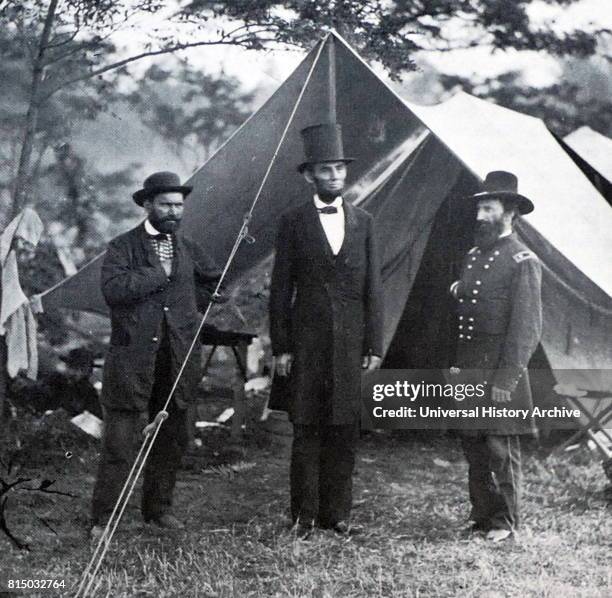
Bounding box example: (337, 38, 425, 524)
(152, 337, 158, 342)
(469, 317, 474, 322)
(467, 265, 473, 269)
(484, 264, 490, 269)
(494, 250, 500, 256)
(472, 289, 478, 294)
(471, 256, 476, 261)
(459, 325, 463, 330)
(471, 299, 477, 304)
(475, 280, 481, 285)
(459, 299, 464, 303)
(459, 334, 464, 339)
(459, 316, 464, 320)
(468, 326, 473, 330)
(163, 306, 169, 312)
(488, 257, 494, 262)
(466, 335, 472, 340)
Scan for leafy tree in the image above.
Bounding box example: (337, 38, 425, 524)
(4, 0, 608, 217)
(185, 0, 609, 78)
(125, 62, 255, 171)
(437, 54, 612, 137)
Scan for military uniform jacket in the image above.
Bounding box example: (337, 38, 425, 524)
(269, 200, 384, 425)
(451, 233, 542, 434)
(101, 223, 220, 412)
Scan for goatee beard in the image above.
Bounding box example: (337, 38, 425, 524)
(474, 221, 504, 249)
(317, 191, 342, 204)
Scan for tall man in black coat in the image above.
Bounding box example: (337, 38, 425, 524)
(90, 172, 221, 539)
(269, 124, 384, 537)
(450, 171, 542, 543)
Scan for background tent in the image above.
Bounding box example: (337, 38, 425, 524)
(38, 32, 612, 402)
(558, 126, 612, 205)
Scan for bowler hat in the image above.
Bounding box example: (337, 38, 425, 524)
(132, 171, 192, 206)
(472, 171, 534, 214)
(297, 123, 354, 173)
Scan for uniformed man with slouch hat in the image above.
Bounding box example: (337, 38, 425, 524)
(450, 170, 542, 542)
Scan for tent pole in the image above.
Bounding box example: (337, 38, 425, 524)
(327, 35, 337, 123)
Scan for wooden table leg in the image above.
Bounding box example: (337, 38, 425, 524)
(230, 341, 248, 440)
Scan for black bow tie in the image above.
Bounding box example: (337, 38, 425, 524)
(151, 233, 172, 241)
(317, 206, 338, 214)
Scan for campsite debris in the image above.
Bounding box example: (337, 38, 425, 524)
(70, 411, 103, 439)
(433, 458, 451, 468)
(217, 407, 235, 423)
(245, 376, 270, 393)
(195, 421, 228, 429)
(202, 461, 257, 479)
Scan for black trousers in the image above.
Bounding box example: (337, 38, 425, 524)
(461, 433, 522, 530)
(290, 423, 358, 527)
(91, 338, 188, 524)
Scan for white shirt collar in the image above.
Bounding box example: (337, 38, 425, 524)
(144, 219, 165, 236)
(313, 194, 343, 210)
(499, 230, 512, 239)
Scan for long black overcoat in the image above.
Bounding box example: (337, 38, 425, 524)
(101, 223, 220, 412)
(269, 200, 384, 425)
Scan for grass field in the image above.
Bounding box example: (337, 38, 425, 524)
(1, 419, 611, 597)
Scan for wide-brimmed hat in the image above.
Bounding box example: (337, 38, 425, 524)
(132, 171, 192, 206)
(472, 170, 534, 214)
(297, 123, 354, 173)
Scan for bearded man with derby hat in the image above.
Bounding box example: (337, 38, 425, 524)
(269, 123, 384, 538)
(450, 170, 542, 543)
(90, 171, 222, 539)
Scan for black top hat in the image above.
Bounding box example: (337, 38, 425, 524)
(297, 123, 354, 173)
(132, 171, 193, 206)
(472, 170, 534, 214)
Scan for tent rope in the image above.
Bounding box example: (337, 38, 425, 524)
(75, 34, 329, 598)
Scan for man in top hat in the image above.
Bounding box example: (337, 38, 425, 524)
(450, 170, 542, 542)
(90, 171, 222, 538)
(269, 123, 384, 538)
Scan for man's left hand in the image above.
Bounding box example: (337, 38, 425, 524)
(362, 354, 382, 371)
(491, 385, 512, 403)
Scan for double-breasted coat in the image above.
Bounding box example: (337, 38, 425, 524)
(452, 232, 543, 434)
(101, 223, 220, 412)
(269, 200, 384, 425)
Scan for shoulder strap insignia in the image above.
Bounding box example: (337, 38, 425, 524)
(513, 250, 536, 263)
(468, 246, 479, 255)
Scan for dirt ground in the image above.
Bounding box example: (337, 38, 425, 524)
(0, 405, 611, 597)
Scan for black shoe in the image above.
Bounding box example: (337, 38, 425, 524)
(332, 521, 363, 536)
(146, 514, 185, 530)
(460, 520, 490, 537)
(89, 524, 106, 543)
(294, 524, 314, 540)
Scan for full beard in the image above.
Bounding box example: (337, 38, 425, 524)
(474, 221, 504, 249)
(150, 216, 180, 234)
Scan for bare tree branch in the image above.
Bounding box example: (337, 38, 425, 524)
(47, 32, 278, 95)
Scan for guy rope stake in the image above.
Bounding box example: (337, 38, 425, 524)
(75, 33, 329, 598)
